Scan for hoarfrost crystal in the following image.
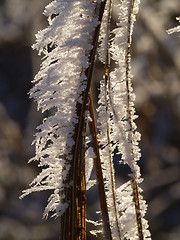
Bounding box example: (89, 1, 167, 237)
(97, 0, 151, 239)
(21, 0, 151, 239)
(20, 0, 101, 218)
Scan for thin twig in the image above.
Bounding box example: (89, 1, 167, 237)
(105, 65, 122, 239)
(88, 88, 112, 240)
(103, 1, 122, 236)
(125, 1, 144, 239)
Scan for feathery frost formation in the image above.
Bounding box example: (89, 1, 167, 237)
(21, 0, 151, 239)
(21, 0, 100, 217)
(97, 0, 151, 239)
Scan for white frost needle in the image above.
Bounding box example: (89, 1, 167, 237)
(167, 17, 180, 35)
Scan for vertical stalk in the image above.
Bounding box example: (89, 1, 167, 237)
(125, 1, 144, 239)
(105, 65, 122, 239)
(132, 178, 143, 240)
(60, 1, 107, 239)
(80, 144, 86, 240)
(88, 89, 112, 240)
(75, 131, 86, 240)
(102, 1, 121, 238)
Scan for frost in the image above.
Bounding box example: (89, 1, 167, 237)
(167, 17, 180, 34)
(21, 0, 101, 218)
(85, 137, 97, 190)
(86, 219, 103, 237)
(97, 0, 151, 239)
(98, 0, 112, 63)
(21, 0, 151, 238)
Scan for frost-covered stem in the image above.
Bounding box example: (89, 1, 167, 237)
(105, 66, 122, 240)
(125, 0, 144, 238)
(104, 8, 121, 235)
(88, 89, 112, 240)
(61, 2, 107, 239)
(101, 1, 122, 238)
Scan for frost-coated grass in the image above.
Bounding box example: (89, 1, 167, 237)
(21, 0, 151, 239)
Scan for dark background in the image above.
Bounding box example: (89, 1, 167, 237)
(0, 0, 180, 239)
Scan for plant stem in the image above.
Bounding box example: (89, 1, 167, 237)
(132, 178, 143, 240)
(88, 89, 112, 240)
(125, 1, 144, 239)
(105, 65, 122, 239)
(60, 1, 107, 239)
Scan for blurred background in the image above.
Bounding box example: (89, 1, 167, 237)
(0, 0, 180, 239)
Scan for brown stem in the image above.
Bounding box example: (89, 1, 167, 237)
(75, 132, 86, 240)
(105, 66, 121, 240)
(132, 178, 143, 240)
(88, 89, 112, 240)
